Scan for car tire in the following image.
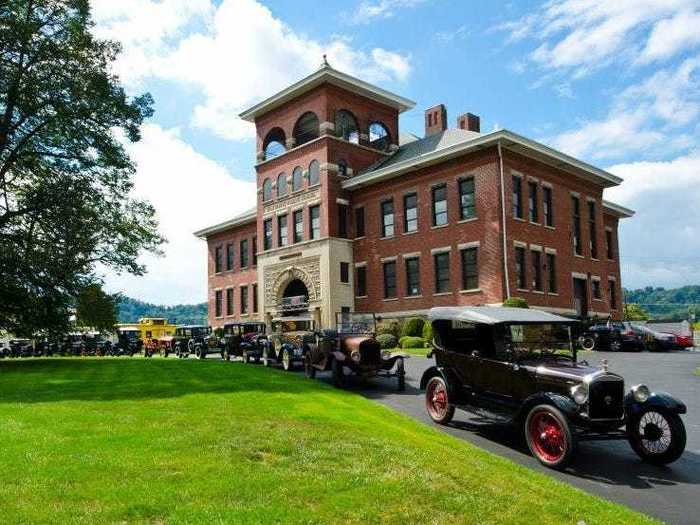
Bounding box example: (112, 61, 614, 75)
(580, 336, 595, 351)
(610, 339, 622, 352)
(425, 376, 454, 425)
(196, 346, 205, 360)
(525, 404, 575, 470)
(304, 353, 316, 379)
(243, 350, 250, 364)
(628, 408, 686, 465)
(396, 358, 406, 392)
(331, 358, 344, 388)
(281, 348, 293, 371)
(262, 345, 272, 367)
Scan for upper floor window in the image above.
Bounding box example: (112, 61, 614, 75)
(262, 127, 286, 160)
(308, 160, 320, 186)
(277, 173, 287, 198)
(336, 110, 359, 144)
(292, 166, 303, 192)
(459, 177, 475, 220)
(214, 245, 223, 273)
(404, 193, 418, 233)
(381, 199, 394, 237)
(405, 257, 421, 296)
(263, 219, 273, 250)
(338, 204, 348, 238)
(572, 196, 582, 256)
(293, 209, 303, 243)
(226, 242, 234, 272)
(512, 176, 523, 219)
(355, 207, 365, 238)
(262, 178, 272, 202)
(369, 121, 390, 151)
(310, 205, 321, 239)
(337, 159, 348, 177)
(356, 266, 367, 297)
(432, 184, 448, 226)
(252, 236, 257, 265)
(240, 239, 249, 268)
(293, 112, 319, 146)
(515, 246, 526, 289)
(461, 247, 478, 290)
(528, 181, 538, 223)
(383, 260, 397, 299)
(606, 229, 615, 259)
(278, 214, 288, 246)
(434, 252, 451, 293)
(543, 186, 554, 227)
(588, 200, 598, 259)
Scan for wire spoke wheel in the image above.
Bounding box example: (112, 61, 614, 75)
(525, 405, 574, 469)
(425, 377, 454, 424)
(639, 411, 672, 454)
(628, 408, 686, 465)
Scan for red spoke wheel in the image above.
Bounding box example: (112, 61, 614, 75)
(525, 405, 574, 469)
(425, 376, 454, 425)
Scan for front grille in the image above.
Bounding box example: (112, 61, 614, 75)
(360, 341, 381, 365)
(588, 377, 624, 420)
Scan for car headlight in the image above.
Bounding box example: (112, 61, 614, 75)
(570, 384, 588, 405)
(631, 384, 650, 403)
(381, 349, 392, 360)
(351, 350, 361, 363)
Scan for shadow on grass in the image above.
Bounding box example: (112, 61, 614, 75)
(0, 358, 322, 404)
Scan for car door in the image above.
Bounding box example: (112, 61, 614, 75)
(469, 326, 518, 412)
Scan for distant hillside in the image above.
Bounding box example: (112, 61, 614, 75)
(624, 286, 700, 320)
(117, 297, 207, 325)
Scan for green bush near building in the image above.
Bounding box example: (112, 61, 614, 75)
(422, 321, 433, 343)
(401, 317, 425, 338)
(376, 333, 398, 349)
(400, 336, 426, 349)
(503, 297, 529, 308)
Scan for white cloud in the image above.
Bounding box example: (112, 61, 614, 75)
(639, 9, 700, 63)
(104, 124, 256, 304)
(93, 0, 412, 141)
(348, 0, 427, 24)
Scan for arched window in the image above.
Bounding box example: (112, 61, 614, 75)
(293, 112, 319, 146)
(262, 178, 272, 201)
(308, 160, 320, 186)
(369, 121, 391, 151)
(335, 109, 359, 144)
(263, 127, 286, 160)
(277, 173, 287, 197)
(337, 159, 348, 177)
(292, 166, 303, 192)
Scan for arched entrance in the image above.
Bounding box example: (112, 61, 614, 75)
(280, 278, 309, 314)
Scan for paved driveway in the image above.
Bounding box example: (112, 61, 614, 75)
(342, 351, 700, 525)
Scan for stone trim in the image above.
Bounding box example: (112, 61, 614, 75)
(430, 246, 451, 255)
(458, 241, 480, 250)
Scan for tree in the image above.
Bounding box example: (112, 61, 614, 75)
(0, 1, 163, 336)
(75, 284, 117, 332)
(623, 304, 650, 321)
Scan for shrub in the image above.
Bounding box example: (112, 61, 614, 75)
(422, 321, 433, 343)
(503, 297, 529, 309)
(376, 333, 398, 349)
(401, 317, 425, 338)
(400, 336, 426, 349)
(377, 320, 402, 338)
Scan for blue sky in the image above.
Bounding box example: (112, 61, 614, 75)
(90, 0, 700, 304)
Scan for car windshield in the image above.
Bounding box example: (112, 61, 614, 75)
(506, 323, 575, 361)
(336, 312, 376, 334)
(191, 327, 209, 337)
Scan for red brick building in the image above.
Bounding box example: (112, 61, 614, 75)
(195, 60, 633, 329)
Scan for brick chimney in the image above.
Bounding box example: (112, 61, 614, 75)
(425, 104, 447, 136)
(457, 112, 480, 133)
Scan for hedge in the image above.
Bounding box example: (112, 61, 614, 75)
(377, 320, 402, 338)
(400, 336, 426, 349)
(422, 321, 433, 343)
(503, 297, 529, 308)
(376, 333, 398, 349)
(401, 317, 425, 338)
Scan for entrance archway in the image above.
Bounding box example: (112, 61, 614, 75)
(280, 278, 309, 314)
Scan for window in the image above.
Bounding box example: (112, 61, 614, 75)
(434, 252, 451, 293)
(340, 262, 349, 283)
(369, 121, 390, 151)
(278, 214, 288, 246)
(432, 184, 448, 226)
(338, 204, 348, 238)
(547, 253, 557, 293)
(215, 290, 223, 318)
(356, 266, 367, 297)
(572, 196, 582, 256)
(214, 245, 223, 273)
(252, 284, 258, 313)
(512, 176, 523, 219)
(308, 160, 320, 186)
(310, 205, 320, 239)
(277, 173, 287, 198)
(355, 207, 365, 238)
(240, 286, 248, 315)
(381, 199, 394, 237)
(592, 279, 602, 300)
(531, 250, 542, 291)
(226, 243, 234, 272)
(293, 112, 319, 146)
(461, 247, 478, 290)
(337, 159, 348, 177)
(609, 279, 617, 309)
(383, 261, 397, 299)
(263, 128, 286, 160)
(252, 236, 257, 265)
(528, 181, 539, 223)
(262, 178, 272, 202)
(263, 219, 273, 250)
(515, 246, 526, 289)
(240, 239, 249, 268)
(459, 178, 475, 220)
(292, 166, 303, 192)
(226, 288, 234, 316)
(336, 110, 359, 143)
(588, 200, 598, 259)
(293, 209, 303, 243)
(404, 193, 418, 233)
(405, 257, 420, 296)
(606, 229, 614, 259)
(543, 186, 554, 227)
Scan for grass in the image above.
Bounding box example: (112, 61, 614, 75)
(392, 346, 431, 357)
(695, 367, 700, 376)
(0, 358, 657, 524)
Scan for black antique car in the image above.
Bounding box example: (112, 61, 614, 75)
(113, 327, 141, 356)
(8, 339, 33, 358)
(221, 322, 267, 362)
(421, 306, 687, 469)
(579, 321, 645, 352)
(265, 315, 317, 370)
(83, 332, 112, 356)
(170, 325, 212, 359)
(304, 312, 406, 391)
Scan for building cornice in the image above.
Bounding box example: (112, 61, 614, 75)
(602, 200, 635, 218)
(193, 208, 257, 239)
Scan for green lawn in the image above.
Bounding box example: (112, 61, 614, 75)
(0, 358, 656, 524)
(393, 346, 431, 357)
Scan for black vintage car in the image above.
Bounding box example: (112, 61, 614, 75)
(171, 325, 211, 359)
(579, 321, 645, 352)
(421, 306, 687, 469)
(113, 328, 141, 356)
(9, 338, 34, 358)
(265, 315, 316, 370)
(221, 322, 267, 362)
(304, 312, 406, 391)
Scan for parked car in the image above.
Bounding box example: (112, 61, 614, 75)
(83, 332, 112, 356)
(579, 321, 645, 352)
(0, 342, 9, 358)
(169, 325, 211, 359)
(61, 333, 87, 356)
(304, 312, 406, 391)
(9, 339, 34, 358)
(113, 327, 142, 356)
(421, 306, 687, 469)
(265, 315, 317, 370)
(634, 325, 678, 352)
(674, 333, 694, 349)
(221, 322, 267, 362)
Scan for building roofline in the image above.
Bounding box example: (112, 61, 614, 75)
(239, 64, 416, 122)
(603, 200, 635, 218)
(193, 208, 257, 239)
(342, 129, 623, 191)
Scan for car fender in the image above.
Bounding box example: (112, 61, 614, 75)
(625, 391, 687, 417)
(419, 366, 461, 396)
(331, 350, 346, 362)
(516, 392, 579, 424)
